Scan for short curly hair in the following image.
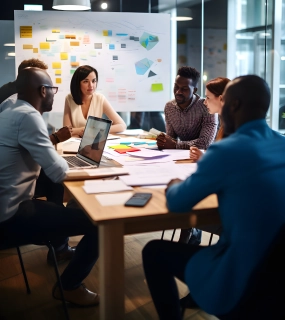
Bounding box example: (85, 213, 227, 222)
(18, 59, 48, 73)
(177, 66, 200, 87)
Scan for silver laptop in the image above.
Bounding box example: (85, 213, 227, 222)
(63, 116, 111, 169)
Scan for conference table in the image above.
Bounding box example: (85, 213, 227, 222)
(63, 178, 220, 320)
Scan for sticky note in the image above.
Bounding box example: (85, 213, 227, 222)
(55, 70, 61, 75)
(60, 52, 68, 60)
(70, 41, 80, 46)
(103, 30, 108, 36)
(70, 70, 76, 75)
(70, 62, 79, 67)
(65, 35, 76, 39)
(33, 48, 38, 53)
(151, 83, 163, 92)
(52, 29, 60, 33)
(23, 44, 33, 49)
(55, 78, 62, 84)
(109, 144, 130, 149)
(70, 56, 76, 62)
(52, 62, 61, 69)
(114, 147, 140, 154)
(40, 42, 50, 50)
(20, 26, 32, 38)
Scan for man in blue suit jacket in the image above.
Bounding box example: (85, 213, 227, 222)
(142, 75, 285, 319)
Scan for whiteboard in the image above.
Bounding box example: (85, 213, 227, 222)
(14, 11, 171, 112)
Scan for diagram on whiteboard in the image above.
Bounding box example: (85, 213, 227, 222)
(14, 11, 170, 112)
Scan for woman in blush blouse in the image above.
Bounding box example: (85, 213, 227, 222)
(190, 77, 231, 161)
(63, 65, 126, 137)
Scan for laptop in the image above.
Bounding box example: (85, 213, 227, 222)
(63, 116, 111, 169)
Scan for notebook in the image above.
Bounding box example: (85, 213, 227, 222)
(63, 116, 111, 169)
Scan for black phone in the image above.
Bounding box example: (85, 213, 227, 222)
(124, 193, 152, 207)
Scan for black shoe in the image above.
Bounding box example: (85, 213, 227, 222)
(180, 293, 199, 309)
(188, 228, 202, 246)
(47, 246, 76, 265)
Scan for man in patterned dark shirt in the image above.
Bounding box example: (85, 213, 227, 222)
(157, 66, 217, 150)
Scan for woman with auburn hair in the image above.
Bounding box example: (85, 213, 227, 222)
(190, 77, 231, 161)
(63, 65, 126, 137)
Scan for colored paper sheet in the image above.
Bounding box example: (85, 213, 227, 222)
(70, 70, 76, 75)
(52, 62, 61, 69)
(23, 44, 33, 49)
(109, 144, 131, 149)
(20, 26, 32, 38)
(33, 48, 38, 53)
(65, 35, 76, 39)
(70, 62, 80, 67)
(70, 41, 80, 46)
(55, 70, 61, 75)
(60, 52, 68, 60)
(40, 42, 50, 50)
(52, 29, 60, 33)
(151, 83, 163, 92)
(55, 78, 62, 84)
(70, 56, 76, 62)
(115, 147, 140, 154)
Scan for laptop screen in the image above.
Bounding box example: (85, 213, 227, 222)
(77, 116, 112, 165)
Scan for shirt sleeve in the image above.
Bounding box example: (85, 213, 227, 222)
(165, 104, 178, 139)
(176, 113, 218, 149)
(166, 143, 226, 213)
(19, 111, 69, 183)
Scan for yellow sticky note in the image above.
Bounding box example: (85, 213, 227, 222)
(33, 48, 38, 53)
(23, 44, 33, 49)
(151, 83, 164, 92)
(40, 42, 50, 50)
(55, 70, 61, 75)
(52, 62, 61, 69)
(20, 26, 32, 38)
(70, 41, 79, 46)
(60, 52, 68, 60)
(52, 29, 60, 33)
(55, 78, 62, 84)
(103, 30, 108, 36)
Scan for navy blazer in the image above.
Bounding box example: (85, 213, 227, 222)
(166, 119, 285, 315)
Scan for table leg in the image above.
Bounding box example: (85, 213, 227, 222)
(99, 223, 125, 320)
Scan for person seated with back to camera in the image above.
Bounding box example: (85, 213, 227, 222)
(142, 75, 285, 320)
(63, 65, 126, 137)
(179, 77, 231, 244)
(156, 66, 218, 246)
(0, 58, 75, 265)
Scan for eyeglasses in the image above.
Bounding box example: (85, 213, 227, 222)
(41, 85, 58, 94)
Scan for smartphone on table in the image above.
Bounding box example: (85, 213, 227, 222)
(124, 193, 152, 207)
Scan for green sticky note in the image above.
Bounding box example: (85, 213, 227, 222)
(151, 83, 163, 92)
(70, 69, 76, 75)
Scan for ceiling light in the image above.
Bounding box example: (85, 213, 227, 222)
(101, 2, 108, 9)
(171, 8, 193, 21)
(8, 53, 15, 57)
(4, 43, 15, 47)
(52, 0, 91, 11)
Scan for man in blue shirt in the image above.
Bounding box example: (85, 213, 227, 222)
(142, 75, 285, 319)
(0, 68, 99, 306)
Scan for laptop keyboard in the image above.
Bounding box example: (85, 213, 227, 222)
(64, 156, 93, 168)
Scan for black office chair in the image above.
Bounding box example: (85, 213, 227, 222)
(180, 224, 285, 319)
(0, 234, 70, 320)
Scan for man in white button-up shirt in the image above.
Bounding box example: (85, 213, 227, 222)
(0, 68, 100, 307)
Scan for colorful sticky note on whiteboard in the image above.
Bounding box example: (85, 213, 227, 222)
(55, 78, 62, 84)
(151, 83, 163, 92)
(52, 62, 61, 69)
(60, 52, 68, 60)
(55, 70, 61, 75)
(23, 44, 33, 49)
(40, 42, 50, 50)
(33, 48, 38, 53)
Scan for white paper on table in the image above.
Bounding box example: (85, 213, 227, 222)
(83, 180, 133, 194)
(119, 174, 174, 186)
(161, 149, 190, 160)
(117, 129, 144, 136)
(107, 134, 120, 140)
(62, 138, 81, 153)
(126, 149, 168, 158)
(95, 192, 134, 206)
(113, 155, 174, 166)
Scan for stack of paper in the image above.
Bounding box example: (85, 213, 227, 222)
(83, 180, 133, 194)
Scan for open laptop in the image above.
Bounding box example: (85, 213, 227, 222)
(63, 116, 111, 169)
